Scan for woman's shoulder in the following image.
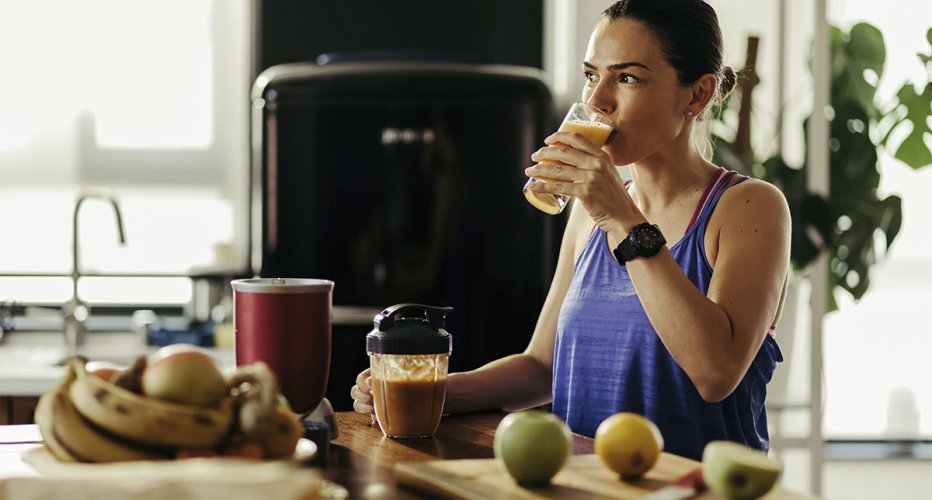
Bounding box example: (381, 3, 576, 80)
(719, 175, 789, 214)
(706, 175, 791, 236)
(704, 174, 791, 266)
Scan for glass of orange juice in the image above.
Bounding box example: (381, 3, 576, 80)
(523, 102, 615, 215)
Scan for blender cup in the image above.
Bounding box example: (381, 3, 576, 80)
(366, 304, 453, 438)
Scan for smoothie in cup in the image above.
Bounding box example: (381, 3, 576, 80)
(523, 102, 615, 215)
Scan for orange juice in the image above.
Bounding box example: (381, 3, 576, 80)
(524, 118, 614, 214)
(559, 119, 615, 144)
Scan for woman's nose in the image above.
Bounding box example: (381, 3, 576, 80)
(585, 83, 615, 115)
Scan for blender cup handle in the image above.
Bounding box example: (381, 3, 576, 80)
(375, 304, 454, 330)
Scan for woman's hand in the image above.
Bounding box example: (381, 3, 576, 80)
(525, 131, 640, 235)
(350, 368, 375, 417)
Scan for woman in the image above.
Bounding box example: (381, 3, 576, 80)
(351, 0, 790, 461)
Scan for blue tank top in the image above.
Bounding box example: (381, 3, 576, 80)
(552, 170, 783, 460)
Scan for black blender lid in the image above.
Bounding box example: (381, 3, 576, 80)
(366, 303, 453, 355)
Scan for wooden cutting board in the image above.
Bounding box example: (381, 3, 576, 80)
(395, 453, 812, 499)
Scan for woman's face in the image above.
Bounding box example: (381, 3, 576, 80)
(582, 18, 693, 165)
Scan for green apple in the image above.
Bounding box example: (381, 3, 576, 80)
(141, 345, 227, 407)
(493, 411, 571, 486)
(702, 441, 783, 500)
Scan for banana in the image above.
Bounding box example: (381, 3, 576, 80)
(34, 383, 79, 463)
(35, 362, 168, 462)
(257, 405, 304, 459)
(67, 358, 234, 449)
(227, 361, 280, 440)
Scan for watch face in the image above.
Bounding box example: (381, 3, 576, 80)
(632, 223, 666, 257)
(615, 223, 666, 264)
(634, 226, 662, 248)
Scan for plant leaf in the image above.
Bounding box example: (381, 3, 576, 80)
(828, 26, 848, 84)
(879, 194, 903, 249)
(918, 28, 932, 71)
(891, 82, 932, 169)
(796, 192, 832, 271)
(834, 23, 885, 115)
(848, 23, 885, 77)
(759, 156, 828, 270)
(829, 100, 881, 196)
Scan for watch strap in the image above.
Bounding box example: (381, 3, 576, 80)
(614, 237, 638, 263)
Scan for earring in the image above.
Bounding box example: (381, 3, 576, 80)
(686, 110, 694, 117)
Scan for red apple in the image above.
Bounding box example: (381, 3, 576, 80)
(141, 345, 227, 407)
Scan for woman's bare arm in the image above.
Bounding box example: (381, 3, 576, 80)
(620, 179, 791, 402)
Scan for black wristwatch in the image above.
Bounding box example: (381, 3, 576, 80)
(613, 222, 667, 264)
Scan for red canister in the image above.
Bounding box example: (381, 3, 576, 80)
(231, 278, 334, 414)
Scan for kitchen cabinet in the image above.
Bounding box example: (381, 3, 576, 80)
(0, 398, 38, 426)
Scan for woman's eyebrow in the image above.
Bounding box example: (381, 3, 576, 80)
(583, 61, 652, 71)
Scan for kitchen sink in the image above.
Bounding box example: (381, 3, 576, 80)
(0, 331, 149, 365)
(0, 331, 234, 397)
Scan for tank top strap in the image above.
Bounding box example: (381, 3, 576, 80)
(689, 169, 748, 230)
(686, 168, 726, 230)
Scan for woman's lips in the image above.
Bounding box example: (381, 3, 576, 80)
(605, 128, 619, 144)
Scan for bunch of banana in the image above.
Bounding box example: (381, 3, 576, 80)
(225, 362, 305, 459)
(68, 358, 235, 449)
(36, 354, 302, 464)
(34, 362, 171, 463)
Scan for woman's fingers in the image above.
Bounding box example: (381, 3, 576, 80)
(350, 384, 375, 417)
(525, 162, 575, 182)
(350, 383, 372, 404)
(351, 369, 376, 416)
(355, 368, 372, 391)
(531, 144, 606, 173)
(353, 399, 375, 415)
(544, 131, 607, 156)
(526, 130, 622, 208)
(531, 146, 577, 168)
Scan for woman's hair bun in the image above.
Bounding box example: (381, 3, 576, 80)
(719, 66, 737, 99)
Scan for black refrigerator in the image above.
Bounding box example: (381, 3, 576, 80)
(251, 57, 562, 410)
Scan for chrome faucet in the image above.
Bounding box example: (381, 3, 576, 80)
(64, 190, 126, 353)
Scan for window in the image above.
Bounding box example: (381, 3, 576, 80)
(823, 0, 932, 439)
(711, 0, 932, 442)
(0, 0, 252, 306)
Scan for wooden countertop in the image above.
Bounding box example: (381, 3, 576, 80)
(325, 411, 812, 499)
(0, 412, 812, 499)
(325, 411, 527, 498)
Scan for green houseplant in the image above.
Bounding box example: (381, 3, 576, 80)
(715, 23, 932, 310)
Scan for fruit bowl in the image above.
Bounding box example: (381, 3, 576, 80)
(18, 445, 340, 500)
(33, 350, 307, 464)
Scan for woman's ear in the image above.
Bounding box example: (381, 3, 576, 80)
(685, 73, 718, 116)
